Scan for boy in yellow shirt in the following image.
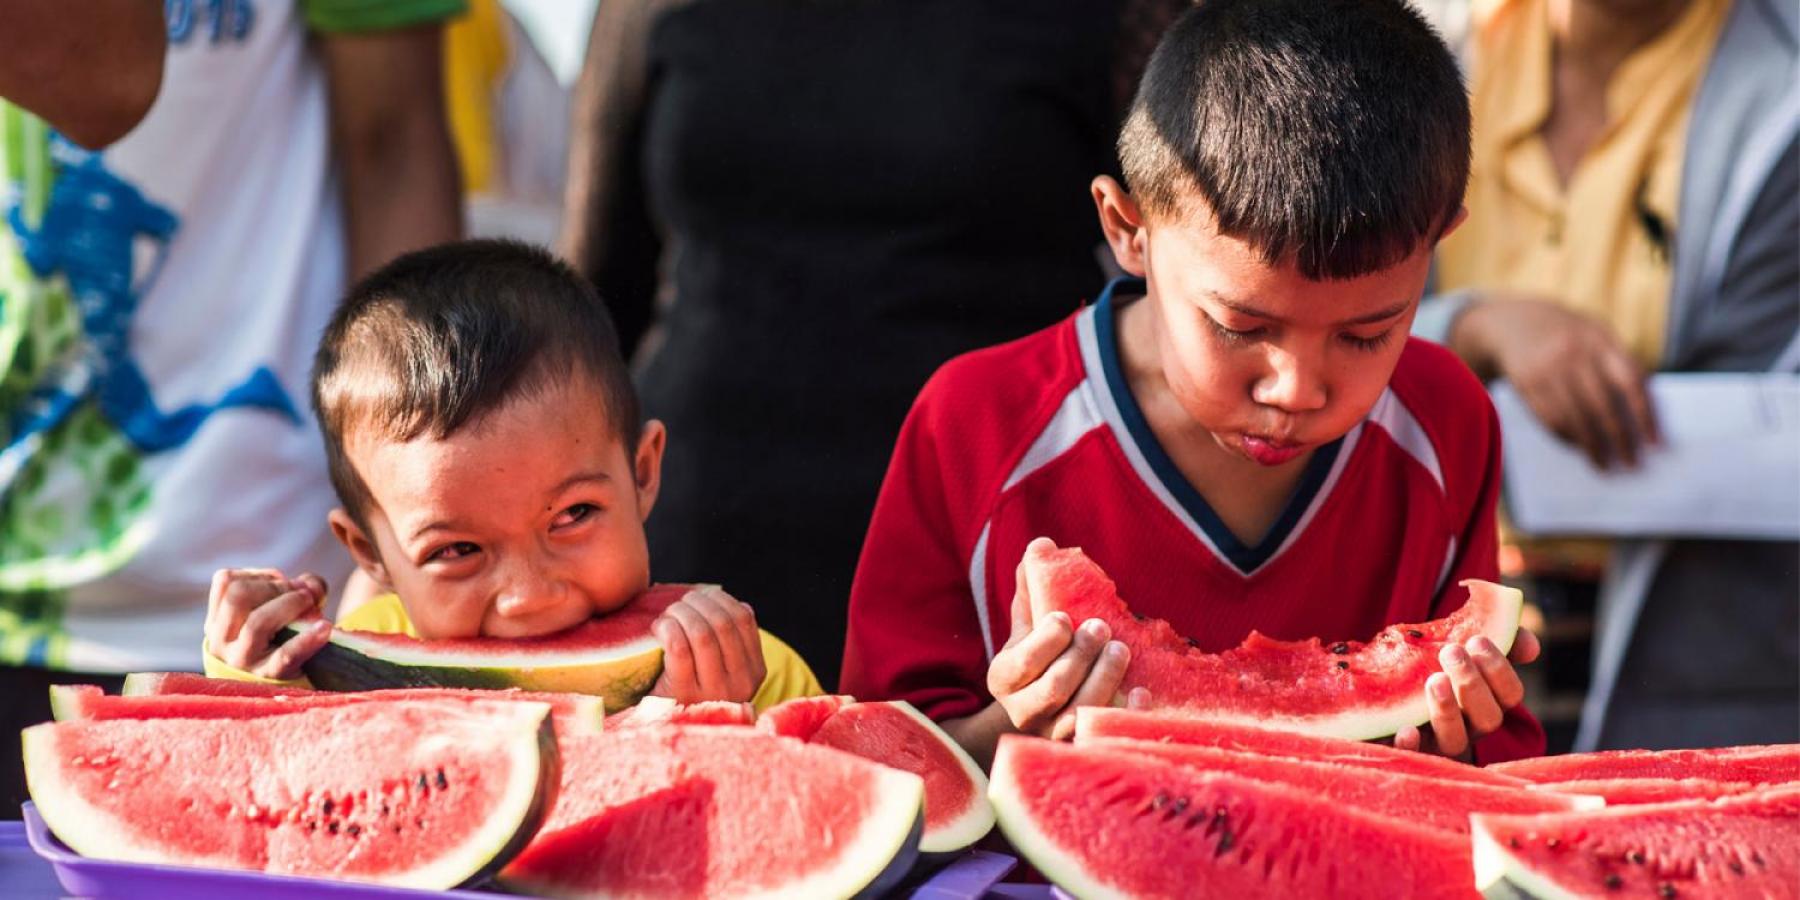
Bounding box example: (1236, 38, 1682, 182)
(202, 240, 820, 710)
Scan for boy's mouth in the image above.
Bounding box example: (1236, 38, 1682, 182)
(1239, 434, 1305, 466)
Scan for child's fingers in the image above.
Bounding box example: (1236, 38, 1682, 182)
(255, 619, 331, 681)
(1392, 723, 1423, 753)
(237, 588, 319, 651)
(683, 589, 759, 699)
(663, 603, 731, 699)
(1507, 627, 1541, 665)
(1005, 618, 1109, 734)
(292, 573, 329, 605)
(1467, 636, 1525, 711)
(1125, 686, 1153, 710)
(1049, 640, 1130, 741)
(1007, 555, 1033, 645)
(208, 570, 286, 645)
(1424, 673, 1470, 759)
(1440, 643, 1505, 736)
(988, 612, 1073, 697)
(652, 616, 698, 703)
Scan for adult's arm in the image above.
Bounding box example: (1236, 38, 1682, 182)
(0, 0, 165, 149)
(560, 0, 675, 355)
(320, 20, 463, 280)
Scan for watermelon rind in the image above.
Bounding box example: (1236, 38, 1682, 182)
(23, 701, 560, 890)
(1470, 818, 1577, 900)
(280, 624, 663, 712)
(882, 701, 995, 854)
(989, 740, 1132, 900)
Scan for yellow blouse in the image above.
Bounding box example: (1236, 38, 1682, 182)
(203, 592, 823, 713)
(1437, 0, 1731, 367)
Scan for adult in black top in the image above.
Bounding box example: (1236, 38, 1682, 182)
(563, 0, 1184, 686)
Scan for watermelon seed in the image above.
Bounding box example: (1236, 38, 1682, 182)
(435, 768, 448, 790)
(1509, 837, 1521, 849)
(1131, 613, 1147, 622)
(1150, 792, 1168, 811)
(306, 822, 316, 833)
(322, 798, 334, 816)
(1751, 851, 1765, 868)
(416, 773, 430, 793)
(1628, 851, 1645, 865)
(1728, 860, 1744, 875)
(1171, 796, 1190, 816)
(328, 822, 339, 835)
(1184, 636, 1199, 648)
(1407, 630, 1423, 639)
(1335, 661, 1349, 670)
(1658, 884, 1676, 898)
(347, 825, 361, 837)
(1331, 642, 1349, 654)
(1604, 874, 1622, 890)
(380, 802, 390, 817)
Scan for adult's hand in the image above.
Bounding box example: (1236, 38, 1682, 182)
(1451, 294, 1659, 468)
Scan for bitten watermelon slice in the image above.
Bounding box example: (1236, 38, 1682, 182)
(499, 726, 923, 899)
(23, 700, 557, 889)
(989, 736, 1474, 900)
(1076, 707, 1531, 788)
(1081, 737, 1601, 834)
(280, 583, 688, 710)
(604, 695, 756, 729)
(1023, 538, 1523, 740)
(1530, 777, 1757, 805)
(121, 672, 315, 697)
(758, 696, 995, 854)
(50, 683, 606, 737)
(1472, 787, 1800, 899)
(1488, 744, 1800, 785)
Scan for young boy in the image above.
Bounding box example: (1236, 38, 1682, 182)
(841, 0, 1544, 765)
(203, 240, 821, 709)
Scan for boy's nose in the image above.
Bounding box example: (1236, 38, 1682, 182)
(493, 575, 568, 619)
(1252, 349, 1328, 413)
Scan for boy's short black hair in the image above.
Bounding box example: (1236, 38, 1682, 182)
(313, 239, 640, 531)
(1118, 0, 1470, 280)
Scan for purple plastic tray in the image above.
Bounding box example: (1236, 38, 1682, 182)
(21, 802, 1016, 899)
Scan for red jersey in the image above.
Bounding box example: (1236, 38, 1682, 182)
(841, 279, 1543, 763)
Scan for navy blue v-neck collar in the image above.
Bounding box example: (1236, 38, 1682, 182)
(1091, 277, 1343, 573)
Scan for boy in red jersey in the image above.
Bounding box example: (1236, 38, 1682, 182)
(841, 0, 1544, 766)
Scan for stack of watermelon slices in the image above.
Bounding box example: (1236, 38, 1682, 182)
(986, 707, 1800, 899)
(28, 674, 998, 898)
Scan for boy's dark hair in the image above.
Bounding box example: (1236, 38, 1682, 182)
(313, 239, 640, 532)
(1118, 0, 1470, 280)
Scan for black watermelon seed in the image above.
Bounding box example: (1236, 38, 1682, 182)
(347, 825, 361, 837)
(1131, 613, 1147, 623)
(1151, 792, 1169, 811)
(1331, 642, 1349, 654)
(1509, 837, 1521, 849)
(1335, 661, 1349, 670)
(416, 773, 429, 792)
(1215, 827, 1235, 856)
(1658, 884, 1677, 898)
(1171, 796, 1190, 815)
(1728, 861, 1745, 875)
(1604, 874, 1622, 890)
(322, 798, 333, 816)
(1752, 851, 1766, 868)
(1628, 851, 1645, 865)
(435, 768, 448, 790)
(328, 822, 339, 835)
(1407, 630, 1423, 639)
(1184, 636, 1199, 648)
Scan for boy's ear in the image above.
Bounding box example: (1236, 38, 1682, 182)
(328, 508, 392, 589)
(1440, 204, 1470, 240)
(1092, 175, 1148, 277)
(632, 419, 667, 522)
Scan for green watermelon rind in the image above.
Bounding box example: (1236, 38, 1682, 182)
(279, 624, 663, 713)
(22, 701, 560, 890)
(1470, 816, 1580, 900)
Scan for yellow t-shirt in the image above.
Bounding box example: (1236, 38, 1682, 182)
(204, 593, 822, 713)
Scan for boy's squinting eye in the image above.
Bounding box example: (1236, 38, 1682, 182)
(1205, 313, 1267, 344)
(428, 541, 481, 563)
(552, 503, 599, 529)
(1340, 329, 1395, 353)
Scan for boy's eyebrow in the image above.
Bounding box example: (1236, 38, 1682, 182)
(1208, 291, 1413, 327)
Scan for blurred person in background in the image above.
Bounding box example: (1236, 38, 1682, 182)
(563, 0, 1191, 684)
(0, 0, 463, 816)
(1415, 0, 1798, 750)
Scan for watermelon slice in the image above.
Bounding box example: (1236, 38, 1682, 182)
(50, 683, 606, 736)
(758, 696, 994, 854)
(989, 735, 1475, 899)
(1075, 707, 1531, 788)
(1081, 736, 1601, 834)
(1472, 787, 1800, 899)
(1529, 777, 1758, 805)
(605, 695, 756, 728)
(1488, 744, 1800, 785)
(23, 699, 557, 889)
(121, 672, 315, 697)
(1022, 539, 1523, 740)
(499, 726, 924, 899)
(280, 583, 687, 710)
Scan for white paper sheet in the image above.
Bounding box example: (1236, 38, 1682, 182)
(1491, 374, 1800, 539)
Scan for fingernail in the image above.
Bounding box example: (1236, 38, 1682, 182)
(1470, 637, 1497, 656)
(1082, 619, 1109, 640)
(741, 603, 753, 613)
(1431, 676, 1453, 698)
(1106, 641, 1127, 660)
(1440, 645, 1467, 667)
(311, 620, 331, 634)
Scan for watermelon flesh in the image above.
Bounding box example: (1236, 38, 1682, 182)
(23, 700, 557, 889)
(1472, 786, 1800, 900)
(121, 672, 315, 697)
(758, 697, 994, 854)
(1075, 707, 1530, 788)
(50, 683, 606, 737)
(605, 695, 756, 729)
(989, 735, 1475, 900)
(1489, 744, 1800, 785)
(282, 583, 689, 710)
(1531, 777, 1759, 805)
(1021, 539, 1524, 740)
(1080, 736, 1600, 835)
(499, 726, 923, 899)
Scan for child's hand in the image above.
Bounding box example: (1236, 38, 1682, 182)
(650, 586, 766, 704)
(1394, 629, 1542, 760)
(986, 562, 1135, 741)
(203, 569, 331, 680)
